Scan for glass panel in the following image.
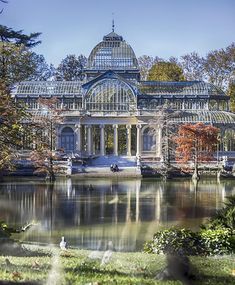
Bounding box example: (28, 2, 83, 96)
(142, 128, 156, 151)
(85, 79, 136, 112)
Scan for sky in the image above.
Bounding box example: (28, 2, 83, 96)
(1, 0, 235, 66)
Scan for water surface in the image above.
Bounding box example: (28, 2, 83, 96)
(0, 177, 234, 251)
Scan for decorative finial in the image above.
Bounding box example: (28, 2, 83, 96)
(112, 13, 115, 32)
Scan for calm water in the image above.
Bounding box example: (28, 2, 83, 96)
(0, 177, 235, 251)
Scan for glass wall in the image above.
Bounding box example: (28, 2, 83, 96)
(142, 128, 156, 152)
(85, 79, 136, 112)
(61, 127, 75, 152)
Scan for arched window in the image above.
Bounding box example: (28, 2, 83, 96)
(85, 79, 136, 112)
(142, 127, 156, 151)
(209, 100, 218, 110)
(61, 127, 75, 152)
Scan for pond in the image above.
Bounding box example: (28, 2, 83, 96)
(0, 177, 234, 251)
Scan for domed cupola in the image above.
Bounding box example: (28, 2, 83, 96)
(86, 23, 139, 79)
(103, 31, 123, 42)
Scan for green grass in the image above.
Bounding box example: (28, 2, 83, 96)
(0, 245, 234, 284)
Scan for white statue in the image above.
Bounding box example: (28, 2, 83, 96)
(60, 236, 67, 250)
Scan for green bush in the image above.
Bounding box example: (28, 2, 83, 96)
(144, 228, 204, 256)
(200, 228, 235, 255)
(0, 221, 12, 239)
(144, 227, 235, 256)
(202, 195, 235, 230)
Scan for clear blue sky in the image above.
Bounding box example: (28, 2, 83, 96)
(1, 0, 234, 66)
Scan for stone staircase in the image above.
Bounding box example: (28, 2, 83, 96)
(72, 156, 141, 177)
(89, 155, 137, 167)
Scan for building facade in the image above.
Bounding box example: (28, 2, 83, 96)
(14, 29, 235, 160)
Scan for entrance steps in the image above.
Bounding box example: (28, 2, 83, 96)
(72, 166, 141, 177)
(90, 155, 137, 167)
(72, 156, 141, 177)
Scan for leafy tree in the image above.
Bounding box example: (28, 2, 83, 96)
(0, 25, 41, 47)
(228, 80, 235, 112)
(30, 97, 62, 181)
(26, 53, 52, 81)
(174, 123, 219, 179)
(148, 61, 185, 81)
(0, 25, 49, 85)
(56, 54, 87, 80)
(203, 43, 235, 89)
(138, 55, 163, 81)
(180, 52, 206, 81)
(0, 43, 51, 85)
(0, 82, 27, 174)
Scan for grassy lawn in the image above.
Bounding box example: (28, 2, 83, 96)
(0, 245, 234, 284)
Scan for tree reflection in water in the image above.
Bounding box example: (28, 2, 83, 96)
(0, 177, 234, 251)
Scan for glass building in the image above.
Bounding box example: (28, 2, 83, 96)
(14, 29, 235, 160)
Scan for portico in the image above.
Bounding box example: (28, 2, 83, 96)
(58, 122, 151, 157)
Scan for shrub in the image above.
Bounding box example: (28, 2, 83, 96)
(144, 227, 235, 256)
(144, 228, 204, 256)
(0, 221, 13, 239)
(145, 197, 235, 256)
(202, 195, 235, 231)
(200, 228, 235, 255)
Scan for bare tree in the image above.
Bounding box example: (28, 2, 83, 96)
(180, 52, 206, 81)
(149, 103, 192, 178)
(30, 97, 63, 181)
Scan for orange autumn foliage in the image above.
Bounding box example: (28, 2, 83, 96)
(174, 123, 219, 163)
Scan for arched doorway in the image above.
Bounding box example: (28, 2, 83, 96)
(61, 127, 75, 152)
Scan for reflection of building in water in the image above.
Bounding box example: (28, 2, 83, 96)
(1, 178, 234, 250)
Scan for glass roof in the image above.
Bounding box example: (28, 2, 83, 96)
(87, 31, 139, 70)
(140, 81, 225, 96)
(14, 81, 82, 96)
(170, 110, 235, 125)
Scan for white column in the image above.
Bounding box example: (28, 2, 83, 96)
(56, 126, 61, 150)
(136, 124, 142, 157)
(126, 125, 132, 156)
(75, 124, 81, 153)
(113, 124, 118, 156)
(100, 125, 105, 156)
(156, 127, 162, 158)
(87, 125, 92, 155)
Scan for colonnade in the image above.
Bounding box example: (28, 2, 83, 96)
(73, 124, 142, 156)
(58, 123, 164, 157)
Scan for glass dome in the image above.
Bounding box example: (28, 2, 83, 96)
(87, 31, 139, 70)
(84, 78, 136, 112)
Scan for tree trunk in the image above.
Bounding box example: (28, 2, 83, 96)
(192, 163, 199, 180)
(47, 156, 55, 182)
(192, 142, 200, 180)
